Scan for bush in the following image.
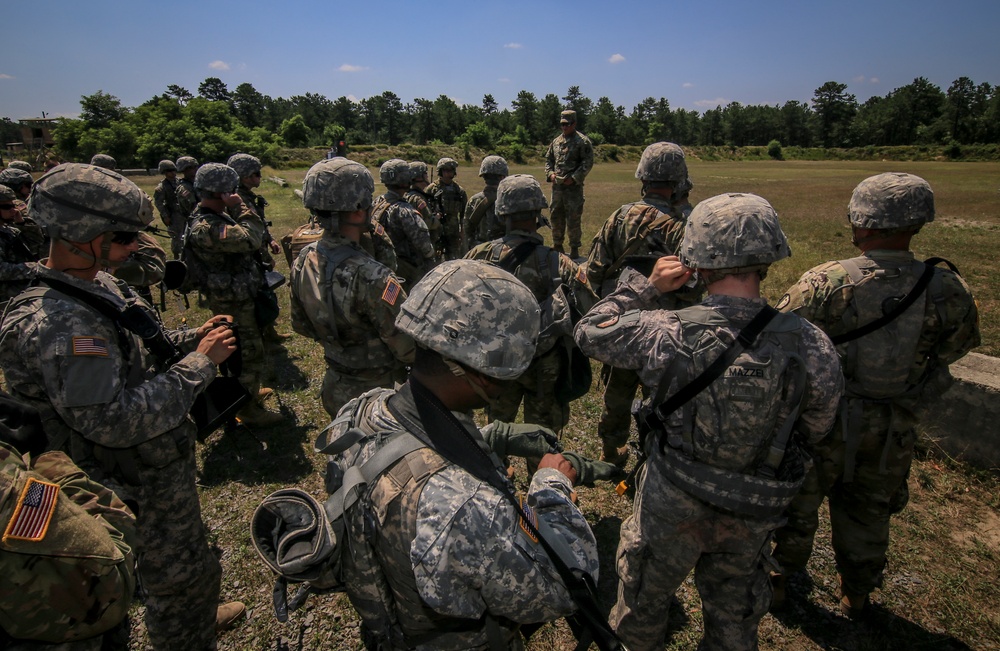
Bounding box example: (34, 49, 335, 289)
(767, 140, 784, 160)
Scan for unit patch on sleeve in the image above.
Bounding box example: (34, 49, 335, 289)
(381, 278, 402, 306)
(3, 477, 59, 542)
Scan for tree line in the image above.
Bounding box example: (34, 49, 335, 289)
(20, 76, 1000, 168)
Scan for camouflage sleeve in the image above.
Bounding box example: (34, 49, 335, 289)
(929, 269, 981, 367)
(289, 247, 321, 340)
(395, 204, 435, 261)
(187, 208, 264, 254)
(544, 141, 556, 179)
(112, 233, 166, 287)
(584, 210, 622, 295)
(559, 254, 598, 314)
(176, 185, 197, 219)
(571, 136, 594, 185)
(795, 322, 844, 448)
(153, 184, 170, 226)
(359, 264, 415, 365)
(16, 219, 48, 259)
(775, 262, 852, 331)
(464, 194, 488, 240)
(0, 236, 32, 281)
(411, 465, 597, 623)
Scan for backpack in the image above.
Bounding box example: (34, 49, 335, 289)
(176, 217, 205, 294)
(0, 441, 137, 644)
(281, 218, 324, 268)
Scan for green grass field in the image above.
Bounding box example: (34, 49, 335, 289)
(119, 160, 999, 650)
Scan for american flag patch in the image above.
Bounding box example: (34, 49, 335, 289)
(381, 278, 402, 306)
(576, 267, 588, 284)
(374, 222, 385, 236)
(218, 224, 229, 239)
(4, 477, 59, 542)
(72, 336, 109, 356)
(517, 495, 539, 544)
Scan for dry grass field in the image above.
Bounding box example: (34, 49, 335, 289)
(115, 160, 999, 650)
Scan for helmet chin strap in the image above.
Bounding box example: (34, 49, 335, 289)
(444, 358, 496, 407)
(56, 233, 118, 269)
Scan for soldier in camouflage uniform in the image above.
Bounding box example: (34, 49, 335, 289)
(174, 156, 199, 221)
(771, 173, 981, 618)
(575, 193, 843, 651)
(404, 161, 440, 248)
(290, 158, 415, 419)
(89, 154, 116, 170)
(152, 159, 183, 258)
(6, 160, 32, 173)
(1, 168, 49, 260)
(465, 174, 597, 435)
(185, 163, 284, 426)
(0, 163, 245, 650)
(0, 185, 38, 306)
(371, 159, 435, 287)
(425, 157, 468, 259)
(324, 259, 599, 649)
(586, 142, 701, 466)
(465, 155, 509, 249)
(544, 110, 594, 258)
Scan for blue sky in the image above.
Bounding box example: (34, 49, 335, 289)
(3, 0, 998, 120)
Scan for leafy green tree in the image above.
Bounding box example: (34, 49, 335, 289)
(562, 85, 593, 131)
(431, 95, 464, 143)
(812, 81, 857, 147)
(511, 91, 537, 140)
(535, 94, 562, 142)
(232, 82, 269, 129)
(280, 114, 311, 147)
(410, 98, 435, 144)
(198, 77, 231, 104)
(588, 97, 620, 144)
(165, 84, 193, 105)
(80, 90, 128, 128)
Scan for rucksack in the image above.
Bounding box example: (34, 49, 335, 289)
(176, 217, 205, 294)
(280, 218, 324, 268)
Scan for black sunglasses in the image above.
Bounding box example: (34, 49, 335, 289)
(111, 231, 140, 245)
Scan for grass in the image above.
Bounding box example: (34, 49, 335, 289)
(114, 160, 1000, 649)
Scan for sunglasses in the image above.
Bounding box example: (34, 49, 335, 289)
(111, 231, 140, 245)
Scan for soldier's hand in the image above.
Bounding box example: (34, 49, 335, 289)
(197, 324, 237, 365)
(196, 314, 235, 338)
(649, 255, 693, 293)
(220, 192, 243, 209)
(562, 177, 575, 186)
(269, 240, 281, 254)
(537, 453, 579, 486)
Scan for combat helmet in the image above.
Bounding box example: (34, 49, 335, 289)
(193, 163, 239, 195)
(0, 185, 16, 203)
(848, 172, 934, 230)
(90, 154, 117, 170)
(396, 259, 540, 380)
(227, 153, 262, 180)
(7, 161, 31, 173)
(495, 174, 548, 216)
(409, 161, 429, 184)
(379, 159, 411, 188)
(635, 142, 688, 186)
(302, 158, 374, 213)
(478, 155, 509, 178)
(0, 168, 33, 192)
(680, 193, 790, 270)
(157, 159, 177, 174)
(175, 156, 199, 173)
(436, 157, 458, 174)
(28, 163, 152, 243)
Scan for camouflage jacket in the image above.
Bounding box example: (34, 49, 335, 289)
(544, 131, 594, 186)
(152, 177, 180, 227)
(175, 178, 198, 221)
(290, 233, 414, 372)
(425, 180, 468, 223)
(464, 186, 503, 248)
(112, 232, 166, 289)
(0, 222, 38, 304)
(371, 190, 435, 267)
(10, 206, 47, 260)
(404, 189, 439, 232)
(326, 383, 599, 649)
(185, 203, 266, 302)
(229, 186, 275, 249)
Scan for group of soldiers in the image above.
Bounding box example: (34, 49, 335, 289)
(0, 105, 982, 651)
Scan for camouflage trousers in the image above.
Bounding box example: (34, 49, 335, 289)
(206, 297, 265, 397)
(489, 347, 568, 434)
(612, 463, 776, 651)
(167, 219, 185, 259)
(321, 363, 405, 419)
(438, 214, 465, 260)
(549, 185, 585, 250)
(773, 401, 915, 597)
(597, 366, 645, 448)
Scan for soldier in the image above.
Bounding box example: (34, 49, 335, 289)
(6, 160, 32, 173)
(0, 163, 245, 650)
(544, 110, 594, 258)
(89, 154, 116, 170)
(465, 174, 597, 436)
(425, 157, 468, 259)
(185, 163, 284, 427)
(575, 193, 843, 651)
(153, 159, 183, 258)
(464, 154, 509, 249)
(0, 167, 48, 259)
(404, 160, 440, 248)
(174, 155, 200, 221)
(323, 259, 600, 649)
(371, 159, 435, 287)
(585, 142, 700, 466)
(0, 184, 38, 306)
(770, 173, 981, 618)
(290, 158, 415, 419)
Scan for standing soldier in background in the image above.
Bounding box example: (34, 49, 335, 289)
(465, 174, 597, 436)
(405, 161, 440, 249)
(371, 159, 435, 287)
(464, 154, 509, 249)
(576, 193, 842, 651)
(174, 156, 200, 221)
(585, 142, 700, 466)
(0, 185, 38, 306)
(153, 159, 183, 258)
(290, 158, 414, 418)
(544, 109, 594, 258)
(0, 169, 46, 259)
(771, 172, 981, 618)
(89, 154, 117, 170)
(6, 161, 32, 173)
(185, 163, 284, 427)
(426, 157, 467, 259)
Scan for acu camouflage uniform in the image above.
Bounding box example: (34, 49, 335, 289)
(371, 190, 435, 287)
(575, 268, 843, 651)
(228, 185, 277, 270)
(0, 265, 223, 651)
(425, 179, 467, 260)
(544, 130, 594, 252)
(464, 185, 504, 249)
(404, 188, 439, 248)
(0, 210, 39, 306)
(325, 384, 599, 650)
(290, 231, 415, 418)
(9, 203, 47, 260)
(111, 232, 166, 304)
(772, 250, 980, 598)
(152, 176, 182, 257)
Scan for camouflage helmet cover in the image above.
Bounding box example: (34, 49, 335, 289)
(495, 174, 548, 216)
(227, 153, 262, 179)
(635, 142, 688, 184)
(89, 154, 117, 170)
(0, 185, 16, 202)
(408, 161, 429, 182)
(478, 155, 509, 178)
(157, 159, 177, 173)
(250, 488, 339, 587)
(436, 157, 458, 173)
(28, 163, 153, 242)
(396, 259, 540, 380)
(7, 161, 32, 173)
(379, 159, 412, 187)
(680, 193, 790, 269)
(848, 172, 934, 230)
(175, 156, 199, 172)
(0, 168, 33, 190)
(302, 158, 374, 212)
(194, 163, 239, 194)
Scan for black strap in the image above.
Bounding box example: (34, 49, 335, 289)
(496, 240, 539, 275)
(404, 378, 624, 651)
(829, 257, 955, 345)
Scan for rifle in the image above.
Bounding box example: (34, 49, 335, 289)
(143, 224, 172, 239)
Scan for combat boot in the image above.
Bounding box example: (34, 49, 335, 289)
(601, 441, 630, 469)
(570, 246, 580, 259)
(257, 387, 274, 401)
(838, 575, 869, 620)
(553, 243, 564, 254)
(769, 572, 787, 610)
(238, 402, 284, 427)
(264, 325, 291, 343)
(216, 601, 246, 632)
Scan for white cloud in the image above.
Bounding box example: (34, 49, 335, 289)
(339, 64, 368, 73)
(504, 43, 522, 49)
(853, 75, 880, 85)
(346, 94, 359, 102)
(853, 75, 866, 83)
(498, 77, 511, 83)
(869, 77, 879, 84)
(609, 53, 626, 64)
(682, 82, 694, 88)
(694, 97, 729, 108)
(208, 60, 230, 71)
(0, 73, 13, 80)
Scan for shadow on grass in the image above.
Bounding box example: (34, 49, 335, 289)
(264, 339, 311, 392)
